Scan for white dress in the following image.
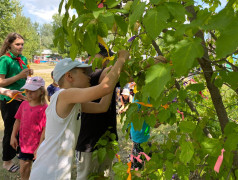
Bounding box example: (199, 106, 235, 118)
(30, 89, 81, 180)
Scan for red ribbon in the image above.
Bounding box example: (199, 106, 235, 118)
(6, 53, 26, 69)
(177, 109, 184, 120)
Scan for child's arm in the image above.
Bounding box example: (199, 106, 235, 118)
(10, 119, 20, 150)
(82, 92, 113, 113)
(57, 50, 129, 117)
(34, 127, 45, 160)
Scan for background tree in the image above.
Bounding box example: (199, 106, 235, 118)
(0, 0, 15, 43)
(10, 0, 40, 61)
(56, 0, 238, 179)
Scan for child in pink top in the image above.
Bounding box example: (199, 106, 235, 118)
(10, 76, 47, 180)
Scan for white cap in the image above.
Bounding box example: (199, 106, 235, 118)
(21, 76, 45, 91)
(53, 58, 92, 84)
(121, 88, 130, 96)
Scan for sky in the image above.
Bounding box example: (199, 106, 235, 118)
(20, 0, 228, 25)
(21, 0, 61, 24)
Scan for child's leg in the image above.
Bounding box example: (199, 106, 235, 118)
(20, 159, 32, 180)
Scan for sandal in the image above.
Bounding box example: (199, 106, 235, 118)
(8, 164, 19, 173)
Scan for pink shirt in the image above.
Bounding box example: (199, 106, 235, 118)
(15, 101, 48, 154)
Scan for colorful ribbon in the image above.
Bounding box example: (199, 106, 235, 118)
(162, 104, 169, 109)
(177, 109, 184, 120)
(127, 161, 132, 180)
(130, 154, 142, 163)
(139, 152, 151, 161)
(214, 148, 225, 173)
(115, 154, 121, 162)
(97, 36, 115, 64)
(136, 102, 153, 107)
(6, 53, 26, 69)
(6, 90, 26, 104)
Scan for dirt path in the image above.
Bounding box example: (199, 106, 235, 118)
(34, 68, 54, 73)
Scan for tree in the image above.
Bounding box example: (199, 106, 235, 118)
(0, 0, 15, 43)
(52, 13, 70, 57)
(10, 0, 40, 61)
(56, 0, 238, 179)
(39, 23, 54, 49)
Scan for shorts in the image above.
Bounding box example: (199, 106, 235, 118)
(18, 148, 34, 161)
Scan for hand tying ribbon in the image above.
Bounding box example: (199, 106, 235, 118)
(6, 90, 26, 104)
(177, 109, 184, 120)
(214, 148, 225, 173)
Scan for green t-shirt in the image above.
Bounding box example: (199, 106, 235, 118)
(0, 51, 28, 101)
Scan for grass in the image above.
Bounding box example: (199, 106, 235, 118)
(0, 63, 171, 179)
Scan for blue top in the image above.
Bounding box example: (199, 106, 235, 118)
(130, 99, 150, 143)
(47, 84, 60, 97)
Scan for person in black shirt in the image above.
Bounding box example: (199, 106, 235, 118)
(75, 44, 118, 179)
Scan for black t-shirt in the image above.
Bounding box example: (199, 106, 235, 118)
(76, 69, 119, 152)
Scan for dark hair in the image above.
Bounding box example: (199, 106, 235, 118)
(88, 43, 114, 57)
(0, 33, 24, 56)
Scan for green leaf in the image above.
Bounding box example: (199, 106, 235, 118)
(224, 133, 238, 151)
(179, 121, 196, 133)
(216, 16, 238, 58)
(186, 83, 205, 92)
(114, 15, 128, 35)
(58, 0, 64, 14)
(158, 109, 171, 123)
(224, 122, 238, 136)
(150, 0, 160, 5)
(97, 139, 108, 146)
(179, 140, 194, 164)
(105, 0, 121, 8)
(165, 161, 173, 180)
(177, 164, 190, 180)
(85, 0, 98, 11)
(98, 148, 107, 163)
(143, 9, 164, 40)
(171, 38, 204, 76)
(97, 21, 108, 37)
(99, 12, 115, 30)
(69, 43, 78, 60)
(83, 23, 97, 56)
(201, 138, 222, 156)
(142, 64, 172, 101)
(129, 2, 146, 28)
(165, 2, 185, 21)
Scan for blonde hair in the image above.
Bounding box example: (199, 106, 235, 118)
(26, 87, 47, 105)
(0, 33, 24, 56)
(39, 87, 47, 105)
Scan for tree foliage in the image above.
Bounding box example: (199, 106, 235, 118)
(56, 0, 238, 179)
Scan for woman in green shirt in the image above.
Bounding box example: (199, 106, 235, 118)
(0, 33, 33, 172)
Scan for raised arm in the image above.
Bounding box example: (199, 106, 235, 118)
(60, 50, 129, 104)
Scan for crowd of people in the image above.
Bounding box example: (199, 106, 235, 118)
(0, 32, 151, 180)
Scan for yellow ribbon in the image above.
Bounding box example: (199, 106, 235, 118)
(6, 90, 26, 104)
(98, 36, 115, 64)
